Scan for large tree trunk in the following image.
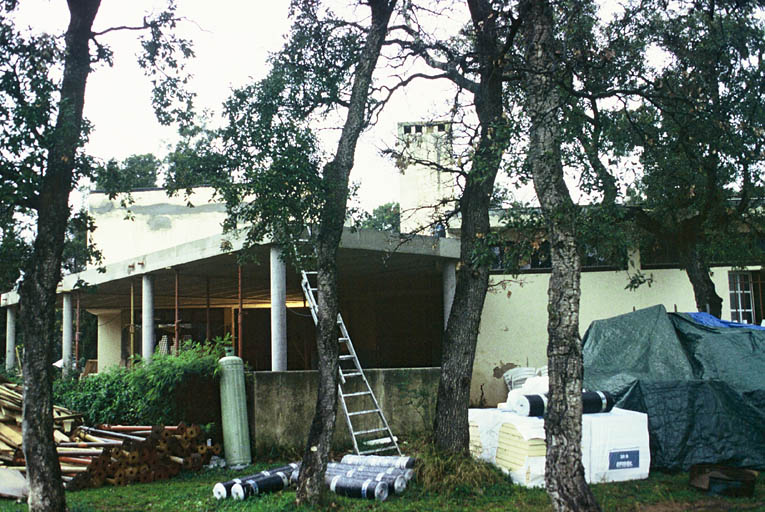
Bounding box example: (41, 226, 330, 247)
(679, 238, 723, 318)
(17, 2, 101, 511)
(520, 1, 600, 511)
(432, 0, 513, 455)
(295, 0, 396, 504)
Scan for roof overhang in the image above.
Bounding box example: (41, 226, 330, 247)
(1, 228, 460, 310)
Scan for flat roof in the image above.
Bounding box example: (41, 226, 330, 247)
(1, 228, 460, 310)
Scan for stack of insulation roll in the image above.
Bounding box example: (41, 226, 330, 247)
(212, 454, 416, 502)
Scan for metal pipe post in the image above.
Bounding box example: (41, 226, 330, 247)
(142, 274, 155, 363)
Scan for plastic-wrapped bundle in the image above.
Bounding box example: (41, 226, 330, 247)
(213, 462, 299, 500)
(582, 391, 614, 414)
(326, 474, 389, 501)
(326, 463, 407, 494)
(329, 462, 413, 481)
(340, 454, 415, 469)
(510, 393, 547, 417)
(231, 471, 290, 500)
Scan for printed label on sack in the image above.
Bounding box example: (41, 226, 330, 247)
(608, 450, 639, 470)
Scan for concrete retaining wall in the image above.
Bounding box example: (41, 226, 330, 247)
(247, 367, 440, 456)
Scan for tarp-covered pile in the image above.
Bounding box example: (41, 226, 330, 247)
(583, 304, 765, 471)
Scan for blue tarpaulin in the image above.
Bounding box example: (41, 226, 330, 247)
(687, 312, 765, 330)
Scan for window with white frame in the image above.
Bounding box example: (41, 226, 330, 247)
(729, 271, 754, 323)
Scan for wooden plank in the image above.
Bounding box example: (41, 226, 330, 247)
(0, 423, 22, 447)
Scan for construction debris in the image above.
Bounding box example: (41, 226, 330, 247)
(0, 380, 221, 493)
(0, 380, 82, 465)
(61, 423, 221, 490)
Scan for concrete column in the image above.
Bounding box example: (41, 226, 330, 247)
(92, 309, 122, 372)
(62, 293, 73, 375)
(270, 246, 287, 371)
(142, 274, 155, 363)
(5, 307, 16, 372)
(443, 261, 457, 330)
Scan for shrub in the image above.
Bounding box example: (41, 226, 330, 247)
(415, 442, 507, 495)
(54, 337, 229, 427)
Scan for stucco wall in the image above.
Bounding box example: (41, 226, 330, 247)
(471, 266, 735, 406)
(248, 367, 439, 455)
(88, 187, 227, 266)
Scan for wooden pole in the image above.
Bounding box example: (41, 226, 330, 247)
(174, 269, 180, 355)
(238, 265, 243, 358)
(206, 277, 211, 342)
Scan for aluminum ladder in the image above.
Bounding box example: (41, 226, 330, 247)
(300, 270, 401, 456)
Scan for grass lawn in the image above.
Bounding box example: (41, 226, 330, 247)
(0, 464, 762, 512)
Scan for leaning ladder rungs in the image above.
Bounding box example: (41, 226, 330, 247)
(353, 427, 387, 435)
(342, 391, 372, 398)
(300, 269, 401, 456)
(359, 445, 399, 455)
(364, 436, 394, 446)
(348, 409, 380, 417)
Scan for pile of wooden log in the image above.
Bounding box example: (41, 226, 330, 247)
(0, 380, 82, 464)
(59, 423, 221, 490)
(0, 380, 221, 491)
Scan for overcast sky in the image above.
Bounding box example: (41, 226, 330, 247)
(14, 1, 460, 210)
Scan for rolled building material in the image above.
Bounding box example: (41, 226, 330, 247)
(510, 393, 548, 417)
(340, 454, 415, 469)
(326, 464, 406, 494)
(511, 391, 615, 417)
(329, 462, 413, 479)
(214, 462, 300, 500)
(212, 478, 241, 500)
(231, 471, 290, 500)
(582, 391, 615, 414)
(326, 474, 389, 501)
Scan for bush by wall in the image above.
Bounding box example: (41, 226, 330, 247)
(53, 339, 227, 429)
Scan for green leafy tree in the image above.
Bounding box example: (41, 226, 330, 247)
(0, 1, 193, 508)
(167, 0, 398, 504)
(519, 1, 601, 509)
(94, 153, 160, 191)
(359, 202, 400, 232)
(561, 0, 765, 318)
(387, 0, 524, 457)
(619, 0, 765, 318)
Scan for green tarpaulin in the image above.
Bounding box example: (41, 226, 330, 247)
(583, 305, 765, 471)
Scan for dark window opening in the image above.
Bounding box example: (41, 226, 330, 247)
(490, 241, 552, 273)
(415, 125, 423, 133)
(403, 125, 412, 134)
(640, 241, 681, 268)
